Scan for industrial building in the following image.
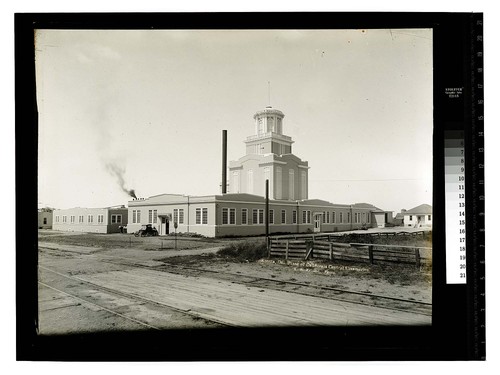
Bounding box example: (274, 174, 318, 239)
(52, 206, 128, 234)
(127, 106, 392, 237)
(127, 193, 388, 237)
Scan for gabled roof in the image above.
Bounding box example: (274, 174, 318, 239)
(404, 204, 432, 215)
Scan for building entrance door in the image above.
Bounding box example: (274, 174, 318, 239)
(159, 216, 170, 235)
(314, 214, 321, 233)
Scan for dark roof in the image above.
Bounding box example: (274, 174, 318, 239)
(404, 204, 432, 215)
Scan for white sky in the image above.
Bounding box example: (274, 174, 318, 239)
(36, 28, 433, 214)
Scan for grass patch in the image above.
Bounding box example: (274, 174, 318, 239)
(217, 240, 268, 262)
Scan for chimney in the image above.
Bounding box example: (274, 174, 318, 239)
(222, 130, 227, 194)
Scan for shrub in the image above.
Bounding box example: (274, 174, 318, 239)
(217, 240, 268, 262)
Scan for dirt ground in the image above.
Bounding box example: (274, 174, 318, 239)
(38, 229, 432, 305)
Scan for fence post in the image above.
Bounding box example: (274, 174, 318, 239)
(285, 240, 289, 261)
(305, 240, 314, 260)
(368, 245, 374, 264)
(267, 237, 271, 258)
(415, 248, 421, 268)
(329, 242, 333, 261)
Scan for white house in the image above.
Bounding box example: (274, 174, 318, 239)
(403, 204, 432, 228)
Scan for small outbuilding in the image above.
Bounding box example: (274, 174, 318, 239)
(402, 204, 432, 228)
(38, 208, 53, 229)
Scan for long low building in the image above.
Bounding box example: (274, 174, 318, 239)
(127, 193, 391, 238)
(52, 206, 129, 234)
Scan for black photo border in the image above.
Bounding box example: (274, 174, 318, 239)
(15, 12, 485, 361)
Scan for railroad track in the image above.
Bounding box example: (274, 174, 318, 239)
(95, 255, 432, 317)
(38, 265, 232, 329)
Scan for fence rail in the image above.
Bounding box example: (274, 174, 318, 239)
(268, 238, 431, 267)
(271, 231, 428, 242)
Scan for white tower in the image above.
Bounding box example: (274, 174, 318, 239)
(228, 106, 309, 200)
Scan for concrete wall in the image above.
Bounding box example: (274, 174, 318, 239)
(53, 207, 128, 233)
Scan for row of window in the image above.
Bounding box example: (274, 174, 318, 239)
(54, 214, 122, 224)
(131, 208, 209, 225)
(408, 215, 432, 221)
(220, 208, 371, 225)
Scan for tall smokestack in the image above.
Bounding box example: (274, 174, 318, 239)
(222, 130, 227, 194)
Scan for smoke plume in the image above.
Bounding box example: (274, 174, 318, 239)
(105, 162, 137, 199)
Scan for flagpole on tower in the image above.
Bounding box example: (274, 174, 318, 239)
(268, 81, 271, 107)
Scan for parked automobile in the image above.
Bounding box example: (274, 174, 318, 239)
(134, 224, 158, 237)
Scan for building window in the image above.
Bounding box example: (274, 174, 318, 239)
(70, 215, 75, 223)
(302, 211, 307, 224)
(289, 169, 295, 200)
(281, 210, 286, 224)
(367, 213, 370, 223)
(179, 209, 184, 224)
(173, 209, 179, 224)
(111, 214, 121, 224)
(252, 209, 264, 224)
(202, 208, 208, 225)
(428, 215, 431, 220)
(132, 210, 141, 224)
(79, 215, 84, 223)
(292, 210, 297, 224)
(326, 211, 330, 224)
(307, 210, 311, 224)
(347, 212, 351, 223)
(196, 208, 201, 224)
(222, 208, 229, 225)
(62, 216, 67, 223)
(55, 216, 59, 223)
(43, 218, 47, 225)
(88, 215, 93, 224)
(332, 212, 336, 224)
(153, 210, 157, 224)
(98, 215, 104, 224)
(229, 208, 236, 225)
(409, 215, 413, 221)
(149, 210, 153, 224)
(339, 212, 343, 223)
(269, 209, 274, 224)
(322, 211, 326, 223)
(133, 210, 141, 224)
(241, 209, 248, 225)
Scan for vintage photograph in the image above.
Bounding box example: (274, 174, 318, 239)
(35, 28, 433, 333)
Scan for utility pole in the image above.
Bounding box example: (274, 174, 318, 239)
(265, 179, 269, 248)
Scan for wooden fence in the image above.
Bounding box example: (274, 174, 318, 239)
(268, 238, 431, 267)
(272, 231, 428, 242)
